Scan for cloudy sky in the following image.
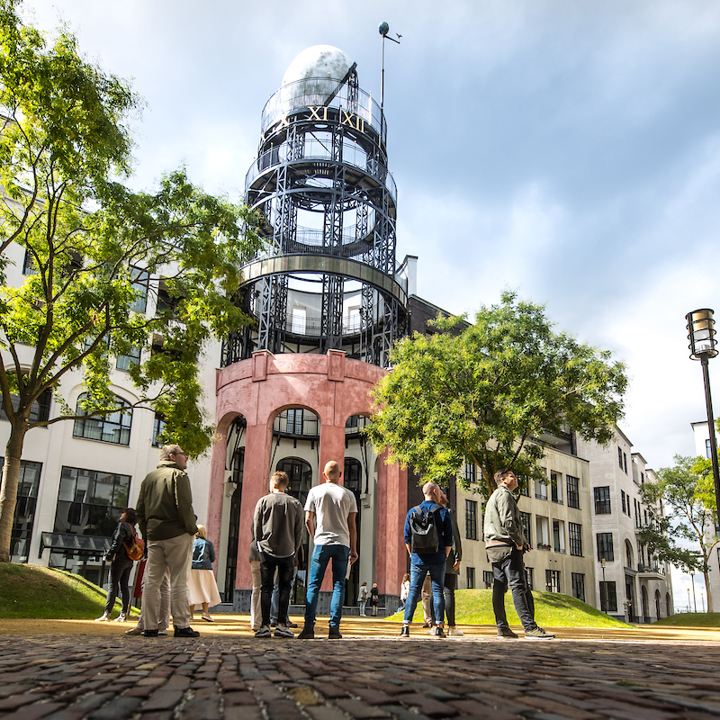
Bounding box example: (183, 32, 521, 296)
(24, 1, 720, 601)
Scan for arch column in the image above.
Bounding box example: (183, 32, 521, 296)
(375, 450, 407, 596)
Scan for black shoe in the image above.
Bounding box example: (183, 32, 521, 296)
(285, 621, 298, 628)
(328, 627, 342, 639)
(421, 622, 431, 629)
(497, 627, 519, 639)
(142, 629, 159, 638)
(400, 625, 410, 637)
(174, 627, 200, 638)
(297, 626, 314, 639)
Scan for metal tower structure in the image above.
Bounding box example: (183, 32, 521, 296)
(221, 45, 407, 369)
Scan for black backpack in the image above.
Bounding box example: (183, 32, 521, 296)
(409, 503, 441, 554)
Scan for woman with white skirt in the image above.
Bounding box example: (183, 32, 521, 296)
(188, 525, 222, 622)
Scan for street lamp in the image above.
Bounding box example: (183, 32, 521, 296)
(691, 573, 697, 613)
(600, 558, 607, 613)
(686, 309, 720, 525)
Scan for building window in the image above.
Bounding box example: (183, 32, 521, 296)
(54, 466, 131, 537)
(0, 458, 42, 562)
(482, 570, 493, 589)
(621, 490, 626, 515)
(535, 516, 550, 550)
(618, 446, 623, 469)
(596, 532, 614, 562)
(707, 439, 712, 459)
(465, 500, 478, 540)
(116, 345, 141, 372)
(518, 475, 530, 496)
(553, 520, 565, 553)
(130, 267, 149, 313)
(464, 461, 476, 484)
(568, 522, 583, 556)
(571, 572, 585, 602)
(546, 569, 560, 593)
(599, 581, 617, 612)
(550, 472, 563, 504)
(535, 479, 548, 500)
(520, 511, 532, 546)
(466, 566, 475, 589)
(640, 471, 644, 485)
(152, 413, 166, 447)
(72, 394, 132, 446)
(566, 475, 580, 509)
(0, 387, 52, 424)
(593, 486, 611, 514)
(22, 248, 38, 275)
(274, 408, 319, 437)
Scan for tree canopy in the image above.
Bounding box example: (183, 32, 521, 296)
(0, 0, 261, 561)
(367, 291, 628, 497)
(639, 454, 719, 612)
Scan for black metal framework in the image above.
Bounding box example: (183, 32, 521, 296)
(222, 55, 406, 368)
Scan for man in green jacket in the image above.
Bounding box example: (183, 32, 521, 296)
(136, 445, 199, 638)
(484, 468, 554, 640)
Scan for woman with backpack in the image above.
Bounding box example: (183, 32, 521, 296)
(96, 507, 139, 623)
(188, 525, 221, 622)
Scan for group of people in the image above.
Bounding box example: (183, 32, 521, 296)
(97, 445, 221, 638)
(97, 445, 552, 641)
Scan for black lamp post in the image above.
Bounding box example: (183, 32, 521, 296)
(685, 309, 720, 523)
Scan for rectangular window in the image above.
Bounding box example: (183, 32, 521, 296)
(22, 248, 38, 275)
(520, 511, 531, 546)
(518, 475, 530, 497)
(596, 532, 614, 562)
(72, 395, 132, 446)
(152, 413, 166, 447)
(54, 466, 131, 537)
(599, 581, 617, 612)
(287, 408, 303, 434)
(618, 446, 623, 469)
(535, 479, 548, 500)
(594, 486, 611, 514)
(0, 387, 52, 424)
(640, 472, 644, 485)
(621, 490, 626, 515)
(566, 475, 580, 509)
(568, 522, 583, 556)
(535, 516, 550, 550)
(550, 472, 562, 504)
(466, 566, 475, 589)
(623, 453, 628, 473)
(553, 520, 565, 553)
(465, 500, 478, 541)
(129, 268, 149, 314)
(482, 570, 493, 589)
(0, 458, 42, 562)
(546, 569, 560, 593)
(116, 345, 141, 371)
(571, 572, 585, 602)
(464, 461, 476, 484)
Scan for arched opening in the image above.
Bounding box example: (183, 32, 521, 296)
(344, 456, 363, 605)
(625, 539, 634, 569)
(666, 592, 672, 617)
(655, 589, 661, 620)
(222, 415, 246, 601)
(641, 585, 649, 623)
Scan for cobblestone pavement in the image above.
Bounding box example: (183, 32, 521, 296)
(1, 619, 719, 719)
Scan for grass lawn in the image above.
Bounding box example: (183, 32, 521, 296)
(0, 563, 139, 619)
(653, 612, 720, 627)
(388, 588, 629, 628)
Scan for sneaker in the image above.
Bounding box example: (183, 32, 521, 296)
(328, 628, 342, 639)
(125, 626, 144, 636)
(447, 627, 464, 637)
(525, 626, 555, 639)
(201, 614, 213, 622)
(497, 627, 519, 639)
(431, 625, 446, 638)
(142, 629, 159, 638)
(158, 630, 168, 636)
(114, 613, 127, 623)
(274, 625, 294, 638)
(255, 625, 272, 638)
(174, 627, 200, 638)
(400, 625, 410, 637)
(421, 622, 431, 629)
(297, 626, 315, 639)
(285, 621, 298, 628)
(95, 613, 109, 622)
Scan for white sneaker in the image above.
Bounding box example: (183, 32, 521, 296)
(114, 613, 127, 623)
(125, 626, 144, 636)
(95, 613, 109, 622)
(447, 627, 464, 636)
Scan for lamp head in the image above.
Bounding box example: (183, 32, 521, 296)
(379, 21, 389, 36)
(686, 308, 718, 360)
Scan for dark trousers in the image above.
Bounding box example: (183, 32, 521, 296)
(260, 553, 294, 627)
(104, 556, 133, 615)
(443, 572, 457, 626)
(490, 547, 537, 631)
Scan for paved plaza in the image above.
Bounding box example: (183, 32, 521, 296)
(0, 618, 719, 719)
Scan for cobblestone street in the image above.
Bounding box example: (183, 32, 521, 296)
(1, 619, 719, 719)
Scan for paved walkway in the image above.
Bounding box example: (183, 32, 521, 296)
(1, 617, 719, 719)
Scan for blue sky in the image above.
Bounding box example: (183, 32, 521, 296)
(25, 0, 720, 482)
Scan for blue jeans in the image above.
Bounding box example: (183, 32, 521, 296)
(403, 558, 445, 625)
(304, 544, 349, 629)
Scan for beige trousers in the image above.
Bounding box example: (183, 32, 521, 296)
(135, 571, 170, 631)
(144, 533, 193, 630)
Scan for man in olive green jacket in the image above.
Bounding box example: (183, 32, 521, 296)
(136, 445, 198, 638)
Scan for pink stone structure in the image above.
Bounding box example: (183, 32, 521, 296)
(207, 350, 407, 602)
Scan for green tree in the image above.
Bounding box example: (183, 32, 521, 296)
(639, 455, 719, 612)
(367, 291, 627, 497)
(0, 0, 261, 562)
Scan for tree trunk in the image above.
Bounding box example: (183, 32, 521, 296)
(703, 567, 713, 613)
(0, 422, 29, 563)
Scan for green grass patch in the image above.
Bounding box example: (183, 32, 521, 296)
(652, 612, 720, 627)
(0, 563, 139, 619)
(389, 588, 629, 628)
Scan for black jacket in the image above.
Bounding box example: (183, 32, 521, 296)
(106, 521, 134, 562)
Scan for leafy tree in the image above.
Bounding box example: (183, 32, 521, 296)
(367, 291, 627, 497)
(639, 455, 719, 612)
(0, 0, 261, 562)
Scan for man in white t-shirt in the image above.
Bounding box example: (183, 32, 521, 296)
(297, 460, 358, 639)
